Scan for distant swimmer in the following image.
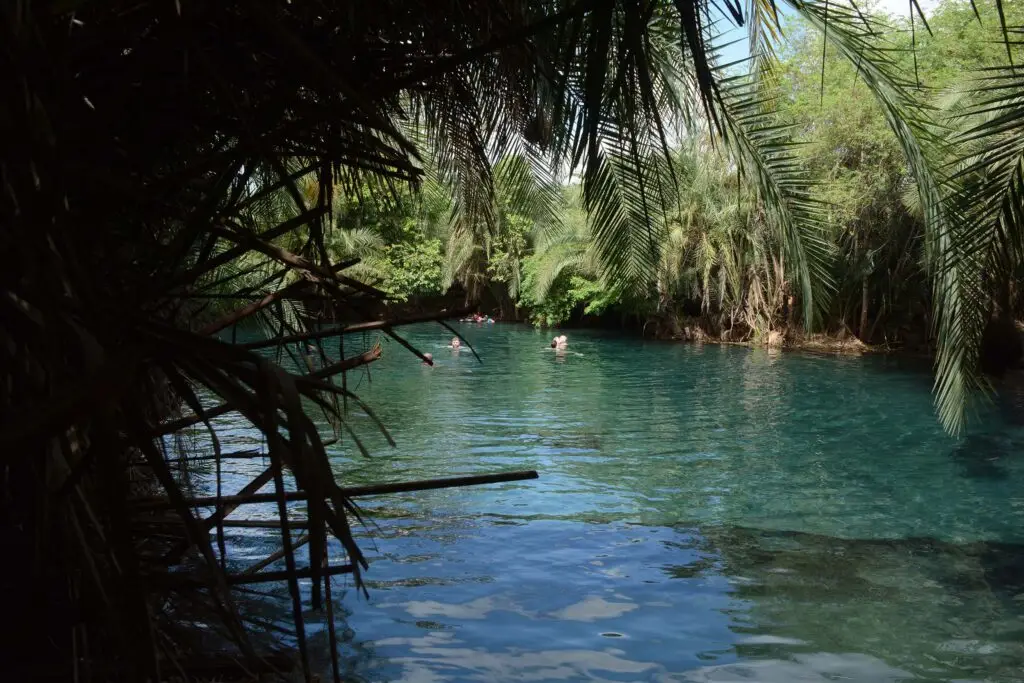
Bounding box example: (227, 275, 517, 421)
(449, 337, 461, 349)
(422, 352, 434, 366)
(302, 343, 318, 371)
(551, 335, 568, 349)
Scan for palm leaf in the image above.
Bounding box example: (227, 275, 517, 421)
(784, 0, 963, 429)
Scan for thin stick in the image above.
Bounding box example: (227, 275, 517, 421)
(134, 519, 311, 529)
(242, 533, 311, 574)
(132, 470, 540, 510)
(161, 467, 275, 565)
(240, 308, 472, 350)
(162, 441, 325, 464)
(169, 450, 267, 462)
(324, 545, 342, 683)
(197, 258, 363, 333)
(199, 279, 310, 336)
(148, 563, 353, 588)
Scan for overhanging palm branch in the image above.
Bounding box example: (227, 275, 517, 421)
(8, 1, 1020, 681)
(529, 208, 603, 301)
(933, 65, 1024, 429)
(779, 0, 968, 429)
(712, 68, 835, 327)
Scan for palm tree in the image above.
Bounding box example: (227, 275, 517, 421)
(519, 184, 609, 324)
(3, 1, 1022, 681)
(443, 153, 563, 302)
(655, 143, 787, 340)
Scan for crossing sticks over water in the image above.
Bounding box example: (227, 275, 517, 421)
(132, 470, 540, 626)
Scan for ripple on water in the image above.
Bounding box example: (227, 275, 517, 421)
(201, 324, 1024, 682)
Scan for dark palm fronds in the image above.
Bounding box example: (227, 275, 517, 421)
(780, 0, 977, 430)
(933, 64, 1024, 431)
(0, 3, 523, 680)
(6, 0, 1023, 681)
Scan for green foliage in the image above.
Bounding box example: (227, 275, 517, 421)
(377, 238, 445, 302)
(519, 256, 577, 326)
(910, 0, 1024, 89)
(775, 14, 925, 337)
(192, 0, 1024, 431)
(519, 257, 614, 327)
(487, 212, 532, 297)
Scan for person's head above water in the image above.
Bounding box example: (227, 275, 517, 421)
(451, 337, 461, 348)
(551, 339, 557, 348)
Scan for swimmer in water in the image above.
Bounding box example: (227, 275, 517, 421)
(551, 335, 568, 349)
(449, 337, 461, 349)
(302, 343, 318, 371)
(422, 352, 433, 366)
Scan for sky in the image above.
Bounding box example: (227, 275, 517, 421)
(874, 0, 941, 16)
(715, 0, 943, 65)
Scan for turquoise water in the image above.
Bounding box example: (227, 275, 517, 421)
(201, 324, 1024, 682)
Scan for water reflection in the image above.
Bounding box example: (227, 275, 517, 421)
(677, 653, 913, 683)
(950, 432, 1020, 481)
(341, 519, 1024, 681)
(376, 632, 660, 683)
(196, 324, 1024, 682)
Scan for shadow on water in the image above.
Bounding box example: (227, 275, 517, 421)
(698, 525, 1024, 598)
(950, 371, 1024, 480)
(950, 433, 1015, 480)
(949, 384, 1024, 480)
(664, 524, 1024, 681)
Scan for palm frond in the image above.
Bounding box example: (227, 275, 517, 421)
(931, 66, 1024, 430)
(784, 0, 963, 428)
(713, 69, 835, 327)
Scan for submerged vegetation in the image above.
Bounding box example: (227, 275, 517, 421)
(3, 0, 1024, 681)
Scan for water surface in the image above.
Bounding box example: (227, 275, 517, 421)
(202, 324, 1024, 682)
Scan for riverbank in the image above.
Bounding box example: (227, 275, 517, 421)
(634, 314, 888, 356)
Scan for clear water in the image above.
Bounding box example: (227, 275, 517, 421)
(199, 324, 1024, 682)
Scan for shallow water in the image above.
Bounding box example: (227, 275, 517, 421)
(198, 324, 1024, 682)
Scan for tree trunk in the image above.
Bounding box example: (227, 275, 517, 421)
(860, 277, 869, 341)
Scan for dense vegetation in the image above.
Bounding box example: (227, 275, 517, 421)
(254, 0, 1022, 358)
(5, 0, 1024, 681)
